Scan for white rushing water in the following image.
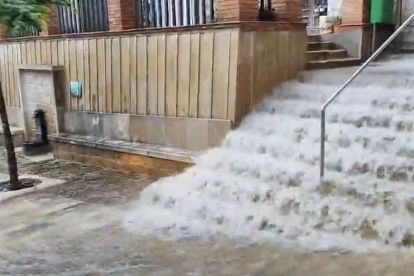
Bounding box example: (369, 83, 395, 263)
(125, 55, 414, 251)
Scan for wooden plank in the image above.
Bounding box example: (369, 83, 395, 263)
(51, 41, 58, 65)
(248, 32, 256, 109)
(165, 34, 178, 117)
(120, 37, 131, 113)
(189, 33, 200, 118)
(97, 38, 106, 112)
(14, 44, 21, 107)
(129, 37, 137, 114)
(8, 45, 15, 107)
(76, 39, 85, 110)
(212, 31, 231, 120)
(105, 39, 112, 113)
(57, 41, 65, 65)
(21, 43, 28, 65)
(0, 46, 6, 106)
(64, 40, 71, 110)
(147, 35, 158, 115)
(157, 35, 166, 116)
(111, 37, 121, 113)
(227, 30, 239, 122)
(83, 40, 91, 110)
(89, 39, 98, 111)
(177, 34, 191, 117)
(45, 40, 52, 64)
(198, 32, 214, 119)
(69, 40, 78, 110)
(4, 45, 11, 106)
(55, 40, 68, 112)
(137, 36, 147, 115)
(12, 44, 19, 107)
(28, 42, 35, 64)
(40, 40, 48, 64)
(35, 41, 41, 64)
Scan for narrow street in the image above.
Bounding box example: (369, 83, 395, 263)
(0, 151, 412, 275)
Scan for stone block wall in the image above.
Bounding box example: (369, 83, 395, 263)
(64, 111, 232, 151)
(18, 65, 65, 139)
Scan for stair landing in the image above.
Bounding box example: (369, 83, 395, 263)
(306, 35, 360, 70)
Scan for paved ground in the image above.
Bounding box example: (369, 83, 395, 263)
(0, 150, 413, 275)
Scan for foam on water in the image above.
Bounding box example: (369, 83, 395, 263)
(125, 55, 414, 251)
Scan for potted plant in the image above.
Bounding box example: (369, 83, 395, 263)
(332, 16, 342, 33)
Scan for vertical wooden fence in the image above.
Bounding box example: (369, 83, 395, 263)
(136, 0, 216, 27)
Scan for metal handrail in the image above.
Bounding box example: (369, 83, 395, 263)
(319, 13, 414, 182)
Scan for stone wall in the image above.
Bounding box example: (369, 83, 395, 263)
(401, 0, 414, 51)
(18, 65, 65, 139)
(64, 111, 231, 151)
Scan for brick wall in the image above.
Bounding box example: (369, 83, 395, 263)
(0, 25, 7, 38)
(272, 0, 303, 22)
(217, 0, 258, 21)
(107, 0, 137, 31)
(41, 5, 59, 36)
(341, 0, 370, 25)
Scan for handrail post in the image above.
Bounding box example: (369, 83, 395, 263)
(318, 12, 414, 183)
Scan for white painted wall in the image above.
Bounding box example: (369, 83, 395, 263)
(328, 0, 342, 17)
(401, 0, 414, 50)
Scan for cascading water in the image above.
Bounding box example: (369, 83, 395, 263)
(125, 55, 414, 251)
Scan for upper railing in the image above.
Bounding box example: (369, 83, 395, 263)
(136, 0, 216, 28)
(58, 0, 109, 34)
(319, 13, 414, 182)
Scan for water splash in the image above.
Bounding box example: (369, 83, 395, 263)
(125, 55, 414, 251)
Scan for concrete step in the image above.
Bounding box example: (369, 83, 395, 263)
(0, 127, 24, 147)
(307, 58, 361, 70)
(176, 161, 414, 247)
(307, 49, 348, 61)
(302, 62, 414, 87)
(200, 148, 414, 202)
(273, 82, 414, 109)
(261, 99, 414, 133)
(221, 126, 414, 182)
(307, 41, 336, 51)
(307, 35, 322, 42)
(237, 113, 414, 160)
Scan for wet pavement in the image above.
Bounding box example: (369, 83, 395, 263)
(0, 150, 413, 275)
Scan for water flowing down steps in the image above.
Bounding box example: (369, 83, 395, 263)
(125, 54, 414, 252)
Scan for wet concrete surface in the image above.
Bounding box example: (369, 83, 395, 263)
(0, 151, 413, 275)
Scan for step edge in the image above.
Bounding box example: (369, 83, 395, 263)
(307, 58, 360, 64)
(49, 134, 198, 164)
(307, 49, 347, 54)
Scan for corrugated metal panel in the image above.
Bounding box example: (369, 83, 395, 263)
(58, 0, 109, 34)
(136, 0, 216, 27)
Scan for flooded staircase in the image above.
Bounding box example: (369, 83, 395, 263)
(125, 55, 414, 251)
(307, 35, 360, 69)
